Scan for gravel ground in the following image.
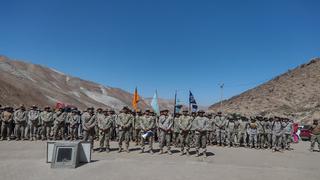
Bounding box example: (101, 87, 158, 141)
(0, 141, 319, 180)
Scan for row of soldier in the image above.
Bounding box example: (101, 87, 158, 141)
(0, 105, 295, 157)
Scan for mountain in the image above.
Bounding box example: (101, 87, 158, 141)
(0, 55, 152, 111)
(209, 57, 320, 124)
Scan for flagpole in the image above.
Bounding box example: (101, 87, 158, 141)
(173, 90, 177, 117)
(188, 90, 191, 113)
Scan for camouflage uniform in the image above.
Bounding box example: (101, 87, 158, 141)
(264, 119, 272, 148)
(248, 119, 258, 148)
(158, 113, 173, 154)
(282, 120, 293, 150)
(40, 109, 53, 140)
(257, 118, 265, 149)
(82, 111, 96, 148)
(178, 114, 193, 155)
(14, 108, 28, 140)
(68, 111, 80, 140)
(116, 112, 133, 152)
(310, 121, 320, 152)
(173, 116, 180, 147)
(238, 117, 248, 147)
(53, 110, 67, 140)
(272, 119, 283, 151)
(207, 115, 216, 145)
(28, 108, 40, 141)
(98, 112, 113, 152)
(215, 115, 227, 146)
(226, 117, 240, 147)
(140, 113, 156, 153)
(0, 109, 13, 140)
(134, 113, 143, 145)
(193, 113, 209, 157)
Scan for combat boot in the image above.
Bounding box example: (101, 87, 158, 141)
(149, 150, 154, 155)
(186, 150, 190, 156)
(106, 148, 110, 153)
(159, 149, 164, 155)
(203, 150, 207, 158)
(168, 150, 172, 155)
(196, 150, 200, 157)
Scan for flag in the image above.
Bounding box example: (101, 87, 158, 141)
(151, 91, 160, 115)
(189, 91, 198, 112)
(173, 90, 182, 115)
(132, 87, 140, 111)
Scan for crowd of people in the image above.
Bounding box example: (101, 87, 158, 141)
(1, 104, 320, 157)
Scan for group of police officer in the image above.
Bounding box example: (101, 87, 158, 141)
(1, 104, 319, 157)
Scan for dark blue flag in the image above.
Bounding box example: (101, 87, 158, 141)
(189, 91, 198, 112)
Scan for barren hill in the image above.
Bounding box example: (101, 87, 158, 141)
(209, 58, 320, 124)
(0, 55, 152, 111)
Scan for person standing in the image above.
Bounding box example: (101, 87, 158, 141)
(0, 106, 13, 141)
(82, 107, 96, 149)
(272, 117, 284, 152)
(14, 105, 28, 141)
(116, 107, 133, 153)
(28, 105, 40, 141)
(140, 110, 156, 154)
(309, 119, 320, 152)
(178, 109, 193, 155)
(193, 110, 209, 157)
(98, 109, 113, 153)
(215, 112, 227, 146)
(40, 106, 53, 140)
(53, 107, 67, 140)
(282, 118, 293, 150)
(158, 110, 173, 154)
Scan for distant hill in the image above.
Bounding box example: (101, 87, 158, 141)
(0, 55, 152, 111)
(209, 58, 320, 124)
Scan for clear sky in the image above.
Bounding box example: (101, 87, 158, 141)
(0, 0, 319, 106)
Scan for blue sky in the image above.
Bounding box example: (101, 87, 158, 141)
(0, 0, 319, 106)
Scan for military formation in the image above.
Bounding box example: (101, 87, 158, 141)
(1, 104, 319, 157)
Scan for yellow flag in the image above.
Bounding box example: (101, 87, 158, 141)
(132, 87, 140, 111)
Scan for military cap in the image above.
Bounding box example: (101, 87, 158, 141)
(198, 110, 205, 113)
(160, 109, 169, 112)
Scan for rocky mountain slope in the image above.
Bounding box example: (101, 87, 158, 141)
(209, 58, 320, 124)
(0, 55, 153, 111)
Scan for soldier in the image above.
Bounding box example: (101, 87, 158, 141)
(109, 109, 117, 141)
(215, 112, 227, 146)
(248, 117, 258, 148)
(82, 107, 96, 149)
(282, 118, 293, 150)
(28, 105, 40, 141)
(264, 117, 272, 149)
(40, 106, 53, 140)
(68, 109, 80, 140)
(257, 116, 266, 149)
(193, 110, 209, 157)
(140, 109, 156, 154)
(173, 112, 181, 147)
(238, 116, 249, 147)
(272, 116, 283, 152)
(133, 109, 143, 146)
(0, 105, 2, 139)
(158, 109, 173, 154)
(178, 109, 193, 155)
(226, 114, 240, 147)
(14, 105, 28, 140)
(310, 119, 320, 152)
(95, 108, 103, 140)
(53, 107, 67, 140)
(116, 107, 133, 153)
(0, 106, 13, 141)
(98, 109, 113, 153)
(207, 113, 216, 145)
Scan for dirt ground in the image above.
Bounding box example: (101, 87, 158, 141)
(0, 141, 319, 180)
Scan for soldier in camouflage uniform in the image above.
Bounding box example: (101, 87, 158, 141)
(116, 107, 133, 153)
(28, 105, 40, 141)
(82, 107, 96, 148)
(248, 117, 258, 148)
(158, 110, 173, 154)
(95, 108, 103, 140)
(40, 106, 53, 140)
(310, 119, 320, 152)
(256, 116, 266, 149)
(14, 105, 28, 140)
(178, 109, 193, 155)
(133, 109, 143, 146)
(193, 110, 209, 157)
(140, 109, 156, 154)
(282, 118, 293, 150)
(272, 117, 283, 152)
(238, 116, 249, 147)
(68, 109, 80, 140)
(226, 114, 239, 147)
(206, 113, 216, 145)
(98, 109, 114, 152)
(53, 107, 67, 140)
(173, 113, 181, 147)
(0, 106, 13, 141)
(215, 112, 227, 146)
(264, 117, 272, 149)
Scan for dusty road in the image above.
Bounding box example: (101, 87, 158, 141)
(0, 141, 319, 180)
